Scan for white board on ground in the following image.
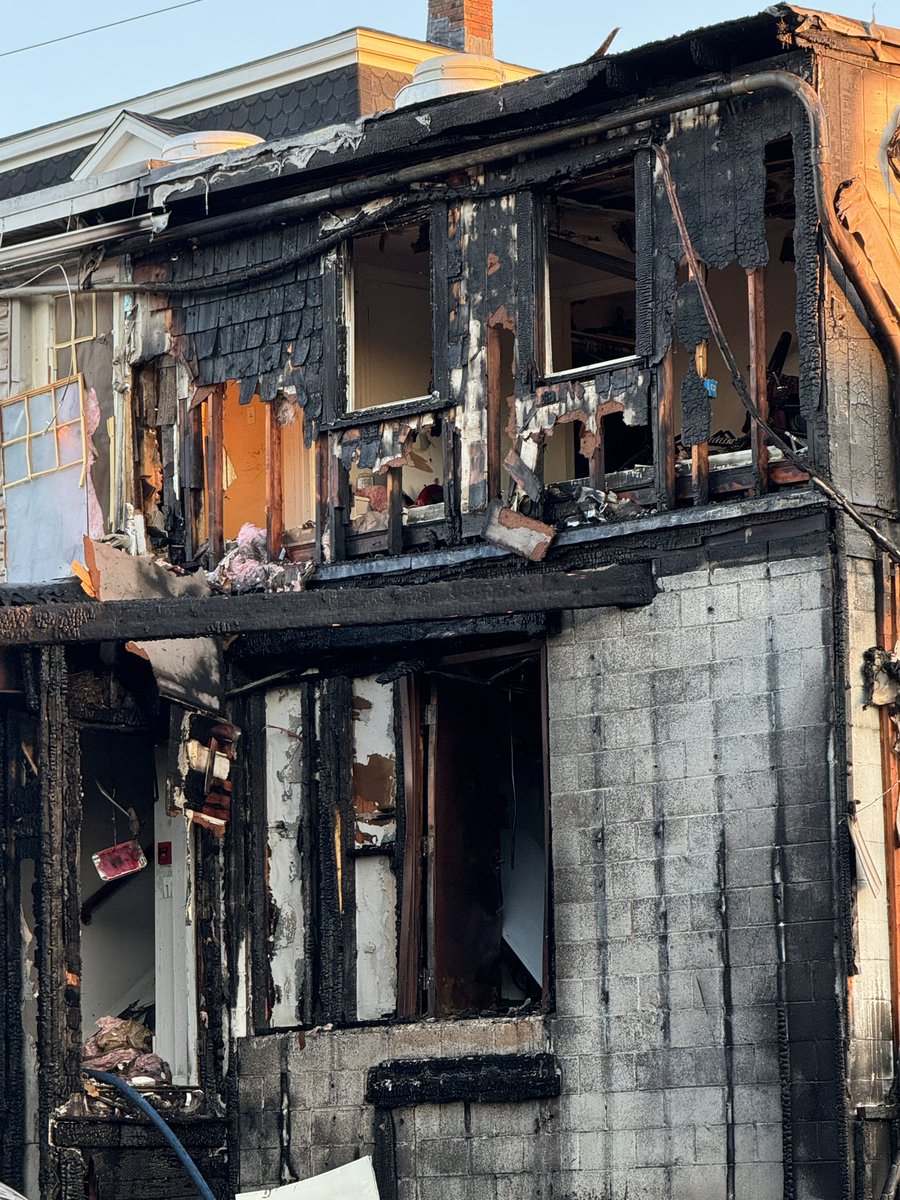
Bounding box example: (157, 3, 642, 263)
(236, 1157, 380, 1200)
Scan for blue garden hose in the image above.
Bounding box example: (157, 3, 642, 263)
(82, 1069, 217, 1200)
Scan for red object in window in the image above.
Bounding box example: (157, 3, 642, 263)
(157, 841, 173, 866)
(92, 840, 147, 881)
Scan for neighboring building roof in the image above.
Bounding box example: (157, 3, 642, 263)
(0, 28, 534, 202)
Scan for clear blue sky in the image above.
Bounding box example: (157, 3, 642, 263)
(0, 0, 883, 140)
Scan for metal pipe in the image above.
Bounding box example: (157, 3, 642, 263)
(0, 215, 156, 275)
(82, 1069, 216, 1200)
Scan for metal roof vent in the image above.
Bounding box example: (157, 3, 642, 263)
(394, 53, 511, 108)
(159, 130, 264, 162)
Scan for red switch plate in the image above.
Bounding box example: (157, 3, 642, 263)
(157, 841, 173, 866)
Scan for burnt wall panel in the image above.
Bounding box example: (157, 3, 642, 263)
(446, 182, 523, 514)
(162, 222, 325, 436)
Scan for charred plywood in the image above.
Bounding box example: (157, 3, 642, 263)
(351, 676, 397, 1022)
(264, 687, 310, 1027)
(446, 190, 520, 514)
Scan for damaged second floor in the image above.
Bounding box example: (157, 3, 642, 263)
(0, 4, 898, 588)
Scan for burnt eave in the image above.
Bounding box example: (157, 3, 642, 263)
(149, 63, 813, 236)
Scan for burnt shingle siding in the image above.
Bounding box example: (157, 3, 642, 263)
(170, 220, 325, 424)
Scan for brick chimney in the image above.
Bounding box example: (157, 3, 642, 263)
(427, 0, 494, 57)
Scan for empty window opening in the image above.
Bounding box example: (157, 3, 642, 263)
(350, 222, 432, 411)
(79, 727, 197, 1086)
(418, 653, 548, 1017)
(222, 383, 266, 540)
(545, 164, 636, 377)
(279, 400, 318, 559)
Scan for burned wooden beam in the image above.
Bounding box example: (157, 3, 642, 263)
(548, 234, 633, 280)
(0, 563, 654, 647)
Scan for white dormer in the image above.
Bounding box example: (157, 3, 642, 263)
(70, 110, 188, 180)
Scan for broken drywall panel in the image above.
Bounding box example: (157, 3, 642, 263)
(351, 675, 397, 846)
(83, 539, 224, 711)
(236, 1155, 380, 1200)
(265, 687, 308, 1026)
(482, 501, 555, 561)
(355, 855, 398, 1021)
(511, 363, 650, 462)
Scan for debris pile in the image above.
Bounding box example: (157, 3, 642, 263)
(82, 1017, 171, 1086)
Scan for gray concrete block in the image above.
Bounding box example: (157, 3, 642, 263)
(681, 583, 739, 626)
(666, 1086, 726, 1127)
(418, 1137, 471, 1177)
(470, 1136, 525, 1175)
(670, 1164, 728, 1200)
(693, 1122, 727, 1165)
(712, 617, 774, 662)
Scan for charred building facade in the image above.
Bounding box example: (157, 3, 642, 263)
(0, 5, 899, 1199)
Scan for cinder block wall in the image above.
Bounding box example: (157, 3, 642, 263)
(237, 548, 851, 1200)
(547, 551, 843, 1200)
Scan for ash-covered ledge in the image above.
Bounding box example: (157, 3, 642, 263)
(365, 1052, 562, 1108)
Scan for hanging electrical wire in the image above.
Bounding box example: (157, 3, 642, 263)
(653, 143, 900, 565)
(0, 1, 204, 60)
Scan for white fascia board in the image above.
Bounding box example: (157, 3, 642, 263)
(0, 29, 457, 176)
(0, 163, 146, 237)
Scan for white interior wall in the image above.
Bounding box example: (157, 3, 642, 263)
(154, 745, 198, 1084)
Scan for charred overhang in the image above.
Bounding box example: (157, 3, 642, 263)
(365, 1053, 562, 1108)
(143, 9, 801, 235)
(0, 562, 654, 647)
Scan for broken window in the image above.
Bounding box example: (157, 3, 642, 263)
(399, 650, 549, 1017)
(542, 164, 651, 485)
(337, 220, 445, 550)
(348, 221, 432, 412)
(195, 382, 317, 565)
(80, 728, 197, 1086)
(0, 291, 107, 582)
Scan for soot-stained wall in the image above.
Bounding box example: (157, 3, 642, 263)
(235, 527, 854, 1200)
